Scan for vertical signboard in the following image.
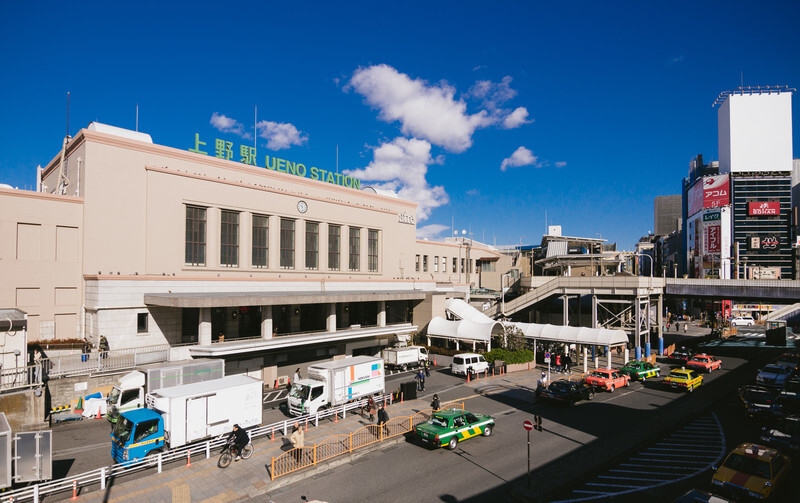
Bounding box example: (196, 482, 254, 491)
(706, 225, 721, 253)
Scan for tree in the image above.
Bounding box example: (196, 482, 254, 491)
(502, 325, 526, 351)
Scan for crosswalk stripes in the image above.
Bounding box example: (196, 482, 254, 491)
(552, 412, 726, 502)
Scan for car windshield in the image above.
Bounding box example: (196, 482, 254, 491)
(112, 416, 134, 443)
(108, 387, 120, 405)
(743, 388, 774, 402)
(722, 453, 771, 479)
(590, 371, 606, 377)
(289, 383, 310, 400)
(761, 365, 789, 375)
(551, 382, 569, 392)
(429, 415, 449, 428)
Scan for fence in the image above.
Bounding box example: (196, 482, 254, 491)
(0, 345, 170, 393)
(269, 401, 465, 480)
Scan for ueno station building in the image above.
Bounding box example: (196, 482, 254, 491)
(0, 122, 502, 381)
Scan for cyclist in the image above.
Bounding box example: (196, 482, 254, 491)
(227, 424, 249, 461)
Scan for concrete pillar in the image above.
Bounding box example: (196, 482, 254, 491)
(455, 340, 459, 351)
(606, 346, 611, 369)
(624, 347, 629, 364)
(427, 336, 431, 346)
(583, 346, 588, 373)
(261, 305, 274, 340)
(472, 340, 476, 351)
(657, 294, 664, 355)
(562, 295, 569, 326)
(327, 303, 337, 332)
(199, 308, 212, 346)
(378, 301, 386, 327)
(591, 295, 598, 329)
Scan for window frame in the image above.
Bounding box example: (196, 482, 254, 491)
(328, 224, 341, 271)
(185, 205, 207, 266)
(220, 210, 239, 267)
(251, 214, 269, 268)
(348, 227, 360, 271)
(280, 218, 296, 269)
(368, 229, 379, 272)
(305, 221, 319, 270)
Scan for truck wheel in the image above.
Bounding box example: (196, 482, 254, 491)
(145, 448, 163, 467)
(401, 364, 408, 371)
(448, 437, 458, 450)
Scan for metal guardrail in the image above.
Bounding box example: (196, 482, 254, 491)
(0, 345, 170, 393)
(270, 401, 465, 480)
(0, 394, 396, 503)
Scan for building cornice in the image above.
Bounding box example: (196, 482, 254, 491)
(0, 187, 83, 204)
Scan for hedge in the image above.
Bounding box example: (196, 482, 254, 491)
(484, 348, 536, 365)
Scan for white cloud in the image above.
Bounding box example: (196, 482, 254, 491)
(555, 161, 567, 168)
(500, 146, 538, 171)
(210, 113, 246, 136)
(343, 137, 449, 221)
(256, 120, 308, 150)
(416, 224, 450, 240)
(348, 64, 493, 153)
(502, 107, 531, 129)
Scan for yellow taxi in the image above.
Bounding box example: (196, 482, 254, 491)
(663, 368, 702, 392)
(711, 443, 791, 501)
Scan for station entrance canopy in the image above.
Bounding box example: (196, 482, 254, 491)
(426, 298, 628, 348)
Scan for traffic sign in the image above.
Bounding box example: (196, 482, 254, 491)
(523, 420, 534, 431)
(544, 352, 551, 364)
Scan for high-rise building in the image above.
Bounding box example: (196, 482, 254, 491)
(654, 195, 682, 236)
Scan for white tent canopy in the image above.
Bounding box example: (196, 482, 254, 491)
(513, 322, 628, 346)
(427, 317, 503, 343)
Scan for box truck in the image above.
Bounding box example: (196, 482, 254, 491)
(110, 375, 262, 463)
(287, 356, 384, 416)
(106, 358, 224, 422)
(381, 346, 429, 371)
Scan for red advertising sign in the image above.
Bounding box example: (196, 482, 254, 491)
(748, 201, 779, 216)
(688, 175, 729, 216)
(706, 225, 721, 253)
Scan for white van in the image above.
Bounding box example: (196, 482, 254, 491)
(451, 353, 489, 376)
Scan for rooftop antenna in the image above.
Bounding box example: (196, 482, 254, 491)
(66, 91, 70, 139)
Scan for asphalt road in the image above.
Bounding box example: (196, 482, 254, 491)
(260, 353, 759, 503)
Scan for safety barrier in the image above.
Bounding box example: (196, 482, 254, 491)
(269, 401, 465, 481)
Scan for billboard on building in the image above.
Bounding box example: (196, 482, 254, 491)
(748, 201, 780, 216)
(688, 174, 730, 217)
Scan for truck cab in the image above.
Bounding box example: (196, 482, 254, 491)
(111, 408, 164, 463)
(288, 379, 326, 415)
(106, 371, 146, 423)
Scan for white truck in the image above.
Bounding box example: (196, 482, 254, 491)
(287, 356, 385, 416)
(106, 358, 225, 422)
(381, 345, 429, 371)
(111, 374, 262, 463)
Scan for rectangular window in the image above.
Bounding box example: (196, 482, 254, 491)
(423, 255, 428, 272)
(442, 256, 447, 273)
(137, 313, 148, 333)
(306, 221, 319, 270)
(280, 218, 295, 269)
(434, 256, 439, 272)
(349, 227, 360, 271)
(220, 210, 239, 267)
(416, 255, 420, 272)
(185, 206, 206, 266)
(328, 224, 340, 271)
(252, 214, 269, 268)
(368, 229, 379, 272)
(453, 257, 457, 273)
(461, 258, 465, 274)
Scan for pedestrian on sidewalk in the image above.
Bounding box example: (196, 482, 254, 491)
(289, 423, 304, 464)
(684, 322, 688, 333)
(424, 359, 430, 377)
(430, 394, 440, 411)
(416, 369, 426, 391)
(555, 354, 561, 373)
(563, 354, 571, 373)
(99, 335, 109, 359)
(365, 395, 376, 422)
(377, 403, 389, 435)
(293, 368, 302, 384)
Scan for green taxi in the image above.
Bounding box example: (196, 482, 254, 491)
(663, 368, 703, 392)
(414, 409, 494, 450)
(620, 361, 661, 381)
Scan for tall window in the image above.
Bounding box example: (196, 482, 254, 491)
(442, 256, 447, 273)
(368, 229, 379, 272)
(434, 256, 439, 272)
(423, 255, 428, 272)
(185, 206, 206, 266)
(306, 221, 319, 270)
(349, 227, 360, 271)
(328, 224, 340, 271)
(452, 257, 457, 273)
(220, 210, 239, 267)
(280, 218, 295, 269)
(252, 214, 269, 268)
(416, 255, 420, 272)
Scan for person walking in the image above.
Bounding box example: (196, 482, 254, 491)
(424, 359, 430, 377)
(684, 322, 688, 333)
(377, 403, 389, 435)
(563, 354, 572, 373)
(416, 369, 426, 391)
(365, 395, 376, 422)
(430, 394, 440, 411)
(99, 335, 109, 359)
(81, 339, 91, 363)
(555, 354, 562, 373)
(293, 368, 302, 384)
(289, 423, 304, 464)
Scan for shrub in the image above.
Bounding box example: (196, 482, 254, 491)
(484, 348, 535, 365)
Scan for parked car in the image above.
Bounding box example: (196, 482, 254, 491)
(731, 315, 755, 327)
(619, 360, 661, 381)
(663, 368, 703, 392)
(773, 353, 800, 372)
(711, 443, 791, 501)
(760, 414, 800, 454)
(737, 385, 780, 420)
(536, 379, 594, 405)
(686, 354, 722, 373)
(414, 409, 494, 450)
(583, 368, 630, 392)
(756, 364, 795, 388)
(666, 348, 694, 364)
(450, 353, 489, 376)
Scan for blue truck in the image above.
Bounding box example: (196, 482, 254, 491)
(110, 375, 262, 463)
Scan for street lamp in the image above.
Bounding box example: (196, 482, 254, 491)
(454, 229, 466, 284)
(633, 253, 653, 277)
(501, 272, 512, 317)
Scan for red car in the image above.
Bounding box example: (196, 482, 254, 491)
(584, 368, 630, 392)
(686, 354, 722, 373)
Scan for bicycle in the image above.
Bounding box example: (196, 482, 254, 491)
(217, 438, 254, 468)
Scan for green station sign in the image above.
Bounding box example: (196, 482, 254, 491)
(188, 133, 362, 189)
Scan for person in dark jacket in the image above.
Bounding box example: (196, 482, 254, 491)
(416, 369, 425, 391)
(227, 424, 249, 460)
(99, 336, 109, 359)
(377, 404, 389, 435)
(430, 394, 440, 411)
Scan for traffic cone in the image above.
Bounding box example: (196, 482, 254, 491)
(186, 450, 191, 467)
(466, 371, 471, 383)
(433, 358, 437, 366)
(96, 408, 102, 420)
(304, 418, 308, 431)
(70, 480, 78, 500)
(270, 425, 275, 442)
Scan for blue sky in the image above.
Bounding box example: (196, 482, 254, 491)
(1, 1, 798, 250)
